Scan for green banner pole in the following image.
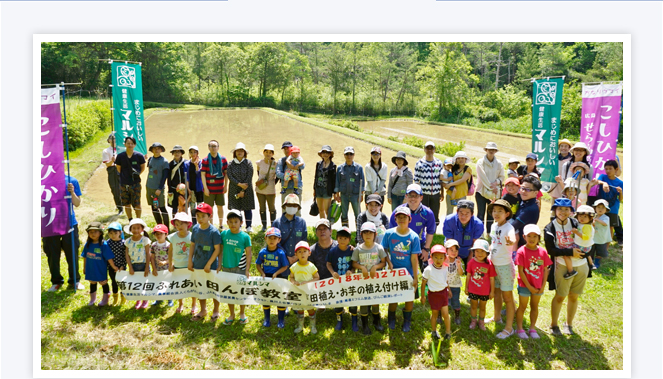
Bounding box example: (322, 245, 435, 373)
(531, 77, 564, 184)
(111, 61, 146, 155)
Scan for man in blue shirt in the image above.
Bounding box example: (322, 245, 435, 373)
(273, 194, 308, 264)
(442, 200, 484, 267)
(334, 146, 365, 230)
(388, 184, 436, 271)
(510, 175, 542, 248)
(42, 175, 84, 291)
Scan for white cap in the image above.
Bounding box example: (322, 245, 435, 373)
(523, 224, 541, 236)
(424, 141, 435, 148)
(263, 144, 275, 152)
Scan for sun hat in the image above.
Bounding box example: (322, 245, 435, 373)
(424, 141, 435, 148)
(484, 142, 498, 151)
(391, 151, 408, 166)
(107, 222, 123, 231)
(487, 199, 512, 217)
(360, 222, 377, 233)
(563, 177, 580, 190)
(470, 239, 490, 253)
(504, 177, 520, 187)
(508, 157, 520, 164)
(318, 145, 334, 159)
(315, 219, 331, 229)
(394, 206, 411, 217)
(551, 197, 575, 212)
(526, 153, 538, 161)
(123, 218, 150, 234)
(523, 224, 541, 236)
(195, 203, 214, 216)
(337, 227, 352, 237)
(149, 142, 165, 153)
(344, 146, 355, 155)
(569, 162, 590, 173)
(558, 138, 572, 147)
(443, 157, 453, 165)
(371, 146, 382, 154)
(289, 146, 301, 153)
(171, 212, 193, 228)
(571, 142, 590, 154)
(295, 241, 311, 252)
(263, 144, 275, 152)
(265, 227, 281, 238)
(453, 151, 469, 162)
(366, 194, 383, 205)
(281, 141, 293, 149)
(188, 145, 199, 153)
(152, 224, 169, 234)
(456, 200, 475, 213)
(406, 183, 423, 195)
(593, 199, 610, 211)
(86, 222, 103, 232)
(430, 244, 446, 256)
(231, 142, 248, 155)
(575, 205, 596, 216)
(282, 193, 301, 207)
(170, 145, 185, 154)
(444, 239, 460, 249)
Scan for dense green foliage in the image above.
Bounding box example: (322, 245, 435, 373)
(42, 42, 623, 141)
(64, 98, 112, 150)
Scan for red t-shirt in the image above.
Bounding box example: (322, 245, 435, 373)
(466, 258, 497, 296)
(201, 155, 228, 194)
(515, 246, 553, 289)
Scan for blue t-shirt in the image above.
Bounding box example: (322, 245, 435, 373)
(388, 204, 436, 247)
(81, 241, 114, 282)
(442, 213, 485, 259)
(255, 246, 290, 276)
(273, 215, 308, 257)
(326, 245, 354, 275)
(190, 223, 222, 270)
(65, 175, 82, 226)
(382, 228, 421, 276)
(598, 174, 623, 215)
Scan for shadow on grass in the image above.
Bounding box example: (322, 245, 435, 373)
(41, 289, 78, 317)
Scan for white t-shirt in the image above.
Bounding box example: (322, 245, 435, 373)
(489, 222, 516, 266)
(169, 232, 192, 268)
(124, 236, 151, 264)
(102, 146, 116, 165)
(446, 259, 463, 288)
(422, 264, 449, 292)
(593, 214, 612, 244)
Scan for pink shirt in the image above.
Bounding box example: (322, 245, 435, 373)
(515, 246, 553, 289)
(466, 258, 497, 296)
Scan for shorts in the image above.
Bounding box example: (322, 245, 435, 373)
(146, 187, 166, 207)
(468, 292, 489, 302)
(554, 261, 589, 297)
(204, 192, 225, 207)
(222, 266, 245, 276)
(594, 243, 609, 258)
(608, 213, 622, 228)
(494, 263, 516, 291)
(427, 288, 449, 311)
(131, 262, 146, 272)
(121, 183, 142, 207)
(517, 285, 544, 297)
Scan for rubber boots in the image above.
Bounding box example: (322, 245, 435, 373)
(351, 314, 359, 332)
(98, 293, 110, 307)
(454, 309, 461, 325)
(335, 313, 344, 331)
(310, 316, 317, 335)
(87, 292, 97, 306)
(294, 314, 305, 334)
(361, 315, 372, 335)
(372, 312, 384, 332)
(277, 308, 286, 329)
(402, 311, 412, 332)
(119, 293, 127, 306)
(112, 293, 119, 306)
(262, 306, 271, 327)
(388, 310, 396, 330)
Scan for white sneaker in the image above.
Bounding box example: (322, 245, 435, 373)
(47, 284, 62, 292)
(75, 282, 85, 290)
(246, 226, 253, 233)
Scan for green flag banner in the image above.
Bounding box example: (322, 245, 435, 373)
(112, 62, 146, 155)
(531, 77, 564, 184)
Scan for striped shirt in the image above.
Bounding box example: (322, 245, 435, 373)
(201, 155, 228, 194)
(414, 157, 443, 195)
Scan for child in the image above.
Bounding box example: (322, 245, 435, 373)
(255, 227, 289, 328)
(592, 199, 612, 269)
(487, 199, 517, 339)
(82, 222, 118, 307)
(189, 203, 222, 322)
(123, 218, 153, 309)
(571, 205, 595, 272)
(151, 224, 172, 306)
(220, 209, 253, 325)
(569, 162, 596, 206)
(176, 183, 188, 214)
(382, 207, 421, 332)
(507, 158, 519, 178)
(326, 227, 356, 331)
(105, 222, 126, 306)
(168, 212, 195, 314)
(597, 159, 624, 246)
(501, 177, 520, 216)
(356, 194, 390, 245)
(440, 158, 457, 205)
(289, 241, 320, 334)
(562, 178, 581, 209)
(444, 239, 464, 325)
(420, 245, 451, 340)
(514, 224, 552, 339)
(352, 222, 388, 334)
(465, 239, 496, 331)
(281, 146, 304, 195)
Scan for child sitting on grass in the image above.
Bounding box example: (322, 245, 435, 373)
(289, 241, 320, 335)
(421, 245, 452, 340)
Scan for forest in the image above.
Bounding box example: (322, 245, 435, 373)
(41, 42, 623, 141)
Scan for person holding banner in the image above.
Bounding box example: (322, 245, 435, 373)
(116, 136, 146, 220)
(102, 132, 123, 214)
(189, 203, 222, 322)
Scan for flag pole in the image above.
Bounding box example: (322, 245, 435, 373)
(60, 82, 79, 292)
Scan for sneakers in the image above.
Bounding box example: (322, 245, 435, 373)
(469, 318, 477, 330)
(562, 324, 575, 335)
(517, 329, 529, 339)
(74, 282, 85, 290)
(444, 333, 451, 340)
(431, 330, 441, 339)
(168, 300, 174, 307)
(140, 300, 149, 309)
(453, 309, 461, 325)
(294, 315, 305, 334)
(496, 328, 515, 339)
(549, 325, 563, 336)
(478, 319, 486, 331)
(563, 270, 578, 280)
(246, 226, 253, 233)
(280, 188, 287, 195)
(47, 284, 62, 292)
(529, 329, 540, 339)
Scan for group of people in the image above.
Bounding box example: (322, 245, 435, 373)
(43, 134, 624, 341)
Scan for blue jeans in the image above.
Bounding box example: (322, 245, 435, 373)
(449, 287, 461, 310)
(391, 195, 405, 213)
(340, 193, 361, 229)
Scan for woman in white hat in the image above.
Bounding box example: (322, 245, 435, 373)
(475, 142, 504, 233)
(227, 143, 256, 232)
(442, 151, 473, 214)
(255, 144, 278, 231)
(365, 146, 389, 205)
(555, 142, 596, 204)
(314, 145, 336, 220)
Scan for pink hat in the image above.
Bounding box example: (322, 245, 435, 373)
(295, 241, 310, 252)
(152, 224, 169, 234)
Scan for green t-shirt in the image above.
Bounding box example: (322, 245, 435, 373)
(221, 229, 252, 269)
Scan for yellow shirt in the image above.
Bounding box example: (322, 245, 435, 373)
(290, 261, 318, 282)
(452, 166, 472, 199)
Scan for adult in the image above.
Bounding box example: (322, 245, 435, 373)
(517, 153, 543, 183)
(227, 142, 256, 232)
(42, 175, 84, 291)
(356, 194, 390, 245)
(115, 136, 146, 220)
(364, 147, 388, 205)
(443, 151, 472, 215)
(510, 175, 542, 248)
(313, 145, 336, 220)
(388, 184, 436, 271)
(413, 141, 444, 228)
(475, 142, 504, 233)
(187, 146, 204, 225)
(276, 141, 304, 216)
(101, 132, 122, 214)
(387, 151, 413, 213)
(201, 140, 229, 229)
(255, 144, 278, 231)
(167, 145, 189, 216)
(555, 142, 595, 203)
(334, 147, 364, 229)
(442, 200, 484, 267)
(273, 194, 308, 264)
(547, 139, 573, 200)
(145, 142, 170, 227)
(544, 198, 588, 336)
(309, 219, 337, 281)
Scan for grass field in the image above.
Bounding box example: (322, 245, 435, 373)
(40, 110, 624, 370)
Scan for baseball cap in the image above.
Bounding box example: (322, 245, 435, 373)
(366, 194, 382, 205)
(360, 222, 377, 233)
(344, 146, 355, 155)
(508, 157, 520, 164)
(337, 227, 352, 237)
(430, 245, 446, 255)
(281, 141, 293, 149)
(315, 219, 331, 229)
(152, 224, 169, 234)
(290, 146, 301, 153)
(523, 224, 541, 236)
(295, 241, 310, 252)
(444, 239, 460, 249)
(424, 141, 435, 148)
(394, 206, 411, 217)
(504, 177, 520, 187)
(195, 203, 214, 216)
(86, 222, 103, 232)
(526, 153, 538, 160)
(371, 146, 382, 154)
(443, 158, 453, 165)
(265, 227, 281, 238)
(593, 199, 610, 211)
(406, 183, 422, 195)
(470, 239, 490, 252)
(456, 200, 475, 213)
